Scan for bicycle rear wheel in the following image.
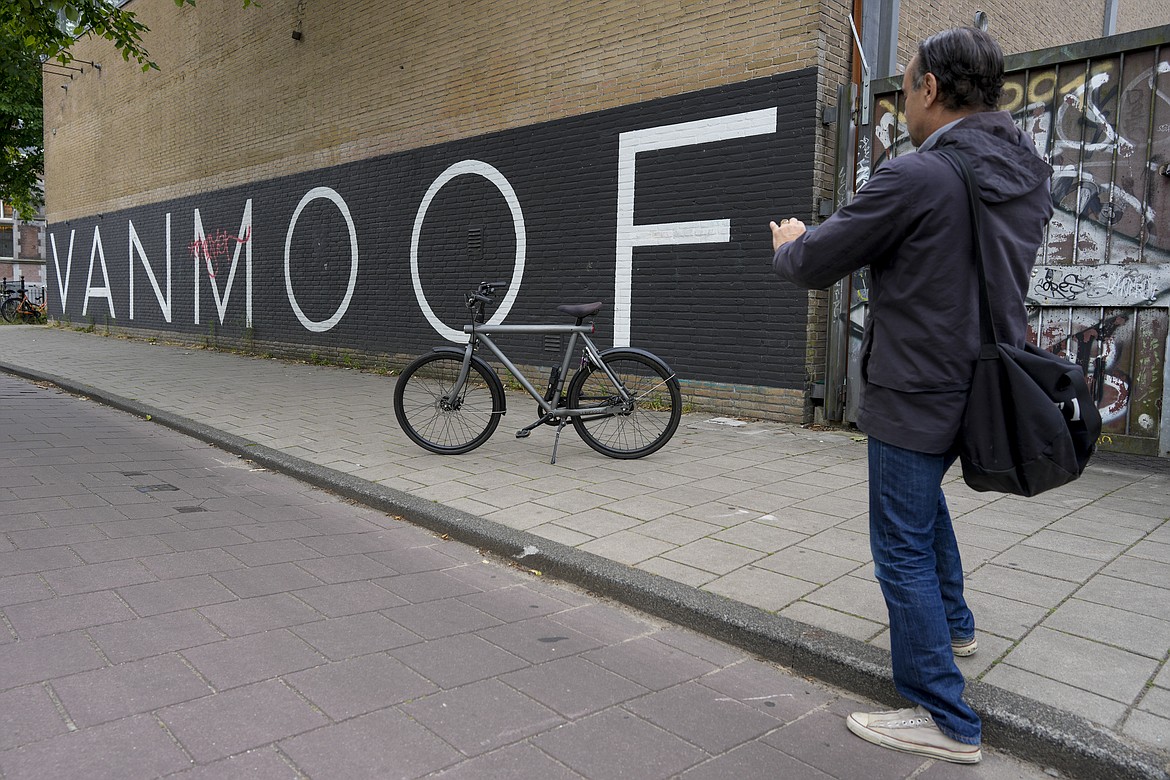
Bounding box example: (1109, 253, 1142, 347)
(568, 349, 681, 459)
(393, 352, 504, 454)
(0, 298, 18, 323)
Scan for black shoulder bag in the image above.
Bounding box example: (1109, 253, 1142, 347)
(941, 149, 1100, 497)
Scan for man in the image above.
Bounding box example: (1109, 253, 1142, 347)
(770, 27, 1052, 764)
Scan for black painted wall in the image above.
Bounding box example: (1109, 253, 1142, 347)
(47, 69, 818, 389)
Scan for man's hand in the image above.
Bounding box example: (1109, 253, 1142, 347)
(770, 218, 807, 251)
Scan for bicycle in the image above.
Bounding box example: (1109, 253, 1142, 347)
(393, 281, 682, 464)
(0, 288, 46, 324)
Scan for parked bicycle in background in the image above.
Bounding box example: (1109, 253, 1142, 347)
(1, 278, 47, 324)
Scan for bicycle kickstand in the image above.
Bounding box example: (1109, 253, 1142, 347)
(549, 419, 571, 465)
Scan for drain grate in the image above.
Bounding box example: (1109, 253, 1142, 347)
(122, 471, 147, 477)
(175, 506, 206, 514)
(135, 483, 179, 493)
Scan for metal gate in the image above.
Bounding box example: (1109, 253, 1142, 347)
(833, 26, 1170, 456)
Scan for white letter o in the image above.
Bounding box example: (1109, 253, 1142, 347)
(284, 187, 359, 333)
(410, 160, 525, 343)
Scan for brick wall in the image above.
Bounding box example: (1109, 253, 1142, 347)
(45, 0, 832, 223)
(43, 0, 1140, 423)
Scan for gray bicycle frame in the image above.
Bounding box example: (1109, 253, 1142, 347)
(450, 322, 631, 418)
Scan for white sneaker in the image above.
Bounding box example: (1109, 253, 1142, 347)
(846, 705, 982, 763)
(952, 636, 978, 657)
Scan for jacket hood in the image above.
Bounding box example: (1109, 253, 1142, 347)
(934, 111, 1053, 203)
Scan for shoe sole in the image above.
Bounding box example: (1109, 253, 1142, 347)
(846, 713, 982, 764)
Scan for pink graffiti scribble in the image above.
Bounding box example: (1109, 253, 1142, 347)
(189, 227, 251, 280)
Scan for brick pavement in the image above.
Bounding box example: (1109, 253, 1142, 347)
(0, 371, 1059, 778)
(0, 324, 1167, 778)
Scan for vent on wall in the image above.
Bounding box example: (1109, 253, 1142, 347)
(467, 226, 483, 260)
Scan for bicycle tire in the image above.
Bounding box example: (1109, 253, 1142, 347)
(0, 298, 18, 323)
(568, 349, 681, 459)
(393, 352, 505, 455)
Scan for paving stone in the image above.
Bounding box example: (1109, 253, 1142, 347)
(713, 521, 805, 553)
(181, 629, 326, 690)
(291, 580, 409, 616)
(1042, 597, 1170, 659)
(703, 566, 815, 612)
(990, 544, 1105, 582)
(5, 590, 136, 639)
(221, 539, 320, 566)
(89, 610, 225, 663)
(292, 613, 423, 660)
(662, 537, 767, 575)
(279, 707, 461, 777)
(198, 593, 323, 636)
(427, 742, 585, 779)
(625, 680, 781, 753)
(1131, 539, 1170, 564)
(0, 547, 83, 577)
(160, 679, 329, 763)
(291, 552, 397, 584)
(382, 599, 503, 639)
(69, 535, 174, 564)
(211, 562, 325, 598)
(965, 564, 1080, 609)
(99, 516, 191, 538)
(163, 746, 300, 779)
(477, 616, 604, 663)
(637, 514, 726, 545)
(982, 663, 1129, 728)
(139, 549, 245, 579)
(780, 600, 885, 642)
(1075, 574, 1170, 620)
(583, 636, 716, 691)
(552, 603, 656, 646)
(286, 652, 437, 719)
(533, 708, 707, 778)
(579, 530, 675, 564)
(803, 574, 890, 624)
(118, 575, 237, 616)
(402, 678, 563, 756)
(763, 708, 924, 779)
(1000, 627, 1159, 704)
(962, 589, 1050, 641)
(0, 713, 191, 780)
(679, 740, 832, 780)
(500, 655, 650, 718)
(1121, 709, 1170, 752)
(798, 527, 873, 562)
(458, 584, 574, 623)
(392, 634, 530, 688)
(367, 544, 467, 574)
(0, 573, 54, 607)
(51, 653, 212, 727)
(756, 546, 863, 584)
(156, 528, 255, 552)
(0, 685, 71, 751)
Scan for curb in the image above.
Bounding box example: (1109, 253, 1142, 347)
(3, 360, 1167, 780)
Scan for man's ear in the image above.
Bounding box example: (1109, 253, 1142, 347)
(921, 72, 939, 108)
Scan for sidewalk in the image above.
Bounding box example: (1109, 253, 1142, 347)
(1, 324, 1167, 779)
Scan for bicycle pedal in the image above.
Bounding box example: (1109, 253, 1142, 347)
(515, 430, 531, 439)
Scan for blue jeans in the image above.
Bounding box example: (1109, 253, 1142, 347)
(868, 436, 981, 745)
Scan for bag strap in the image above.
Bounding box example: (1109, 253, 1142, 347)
(938, 149, 999, 347)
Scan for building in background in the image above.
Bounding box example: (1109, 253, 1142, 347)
(40, 1, 1170, 452)
(0, 200, 46, 301)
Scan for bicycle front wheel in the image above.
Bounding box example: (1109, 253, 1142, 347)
(393, 352, 504, 455)
(0, 298, 18, 323)
(568, 349, 681, 459)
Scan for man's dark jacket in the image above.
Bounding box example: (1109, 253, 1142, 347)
(773, 111, 1053, 454)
